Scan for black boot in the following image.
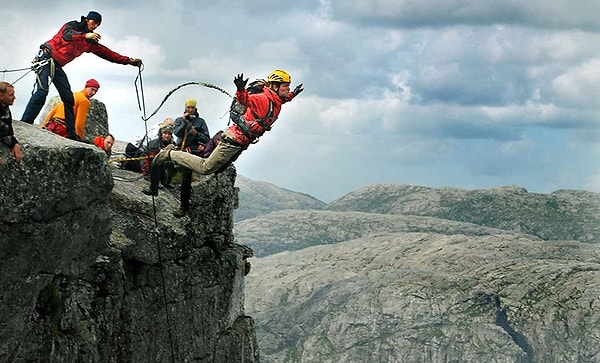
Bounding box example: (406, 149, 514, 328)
(142, 164, 162, 196)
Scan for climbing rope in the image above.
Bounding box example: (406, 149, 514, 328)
(1, 58, 52, 85)
(128, 70, 235, 362)
(130, 68, 233, 363)
(133, 65, 177, 363)
(141, 80, 232, 123)
(109, 154, 149, 163)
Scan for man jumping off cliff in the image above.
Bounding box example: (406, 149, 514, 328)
(142, 69, 304, 217)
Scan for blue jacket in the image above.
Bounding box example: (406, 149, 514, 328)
(173, 111, 210, 149)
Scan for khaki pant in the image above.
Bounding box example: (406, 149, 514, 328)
(170, 139, 243, 175)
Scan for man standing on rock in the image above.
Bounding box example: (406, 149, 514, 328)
(0, 82, 24, 166)
(40, 78, 101, 140)
(20, 10, 142, 141)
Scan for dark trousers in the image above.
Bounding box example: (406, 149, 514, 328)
(179, 169, 193, 211)
(21, 59, 76, 137)
(150, 165, 192, 211)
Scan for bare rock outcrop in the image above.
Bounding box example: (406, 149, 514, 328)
(246, 227, 600, 363)
(241, 186, 600, 362)
(0, 122, 258, 362)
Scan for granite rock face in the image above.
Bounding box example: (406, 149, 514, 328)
(0, 122, 258, 362)
(241, 185, 600, 363)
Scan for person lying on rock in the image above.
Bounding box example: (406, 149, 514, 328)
(93, 133, 115, 157)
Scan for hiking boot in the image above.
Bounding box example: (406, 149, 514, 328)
(173, 207, 187, 218)
(142, 188, 158, 196)
(153, 144, 176, 166)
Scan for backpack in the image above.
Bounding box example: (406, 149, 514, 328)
(229, 79, 274, 142)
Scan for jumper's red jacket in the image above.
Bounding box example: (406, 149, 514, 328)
(42, 17, 130, 67)
(227, 86, 296, 146)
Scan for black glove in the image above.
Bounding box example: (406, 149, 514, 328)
(234, 73, 248, 91)
(293, 83, 304, 96)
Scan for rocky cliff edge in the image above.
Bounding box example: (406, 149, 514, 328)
(0, 122, 258, 362)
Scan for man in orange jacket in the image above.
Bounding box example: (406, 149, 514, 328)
(143, 69, 304, 216)
(20, 11, 142, 141)
(40, 78, 100, 139)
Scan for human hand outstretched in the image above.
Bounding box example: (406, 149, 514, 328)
(293, 84, 304, 96)
(234, 73, 248, 91)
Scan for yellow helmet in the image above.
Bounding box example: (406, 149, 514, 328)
(267, 69, 291, 83)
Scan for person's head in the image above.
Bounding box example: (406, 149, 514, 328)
(160, 125, 173, 142)
(160, 117, 174, 128)
(267, 69, 292, 100)
(0, 81, 16, 107)
(103, 133, 114, 152)
(84, 11, 102, 31)
(84, 78, 100, 99)
(184, 98, 197, 114)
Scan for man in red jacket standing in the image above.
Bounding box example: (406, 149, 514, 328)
(20, 11, 142, 141)
(143, 69, 303, 213)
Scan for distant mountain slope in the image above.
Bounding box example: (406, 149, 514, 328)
(234, 209, 528, 257)
(239, 183, 600, 362)
(245, 232, 600, 363)
(325, 184, 600, 243)
(234, 175, 325, 222)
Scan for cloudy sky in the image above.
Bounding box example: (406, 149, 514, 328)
(2, 1, 600, 202)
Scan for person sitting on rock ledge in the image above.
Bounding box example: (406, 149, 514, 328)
(172, 130, 223, 218)
(40, 78, 101, 140)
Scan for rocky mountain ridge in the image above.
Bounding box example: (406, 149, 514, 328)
(234, 175, 325, 222)
(238, 184, 600, 362)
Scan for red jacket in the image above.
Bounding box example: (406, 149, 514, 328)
(43, 18, 130, 67)
(227, 86, 295, 146)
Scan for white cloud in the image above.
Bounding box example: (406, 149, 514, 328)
(2, 0, 600, 202)
(551, 58, 600, 107)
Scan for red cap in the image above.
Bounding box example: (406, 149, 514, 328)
(85, 78, 100, 89)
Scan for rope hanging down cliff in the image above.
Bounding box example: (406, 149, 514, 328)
(133, 65, 178, 363)
(131, 66, 234, 363)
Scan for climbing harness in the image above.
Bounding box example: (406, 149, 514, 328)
(228, 79, 274, 143)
